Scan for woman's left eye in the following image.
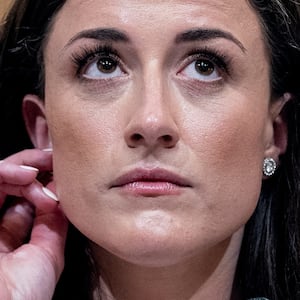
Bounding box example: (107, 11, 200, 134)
(180, 58, 221, 81)
(83, 56, 124, 79)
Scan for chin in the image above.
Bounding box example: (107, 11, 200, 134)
(113, 212, 193, 266)
(106, 236, 197, 268)
(92, 224, 210, 268)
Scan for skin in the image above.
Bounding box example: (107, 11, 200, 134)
(20, 0, 288, 298)
(0, 150, 67, 300)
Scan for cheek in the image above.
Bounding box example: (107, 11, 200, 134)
(183, 99, 266, 217)
(45, 97, 124, 197)
(184, 92, 267, 165)
(191, 116, 263, 168)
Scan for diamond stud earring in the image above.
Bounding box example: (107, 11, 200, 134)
(263, 158, 277, 176)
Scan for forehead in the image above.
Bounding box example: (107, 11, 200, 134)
(49, 0, 262, 42)
(44, 0, 267, 68)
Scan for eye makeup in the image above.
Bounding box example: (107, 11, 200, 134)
(170, 46, 235, 98)
(178, 47, 232, 79)
(71, 44, 125, 79)
(68, 40, 234, 96)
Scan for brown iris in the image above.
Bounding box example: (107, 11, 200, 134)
(195, 60, 214, 76)
(97, 57, 118, 73)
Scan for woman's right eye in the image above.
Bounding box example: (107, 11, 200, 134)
(72, 45, 127, 80)
(82, 56, 125, 79)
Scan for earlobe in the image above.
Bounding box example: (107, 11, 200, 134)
(22, 94, 52, 149)
(264, 93, 291, 161)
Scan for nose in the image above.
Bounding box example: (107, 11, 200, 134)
(124, 87, 179, 150)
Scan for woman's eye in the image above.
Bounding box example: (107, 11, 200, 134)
(83, 56, 124, 79)
(181, 59, 221, 81)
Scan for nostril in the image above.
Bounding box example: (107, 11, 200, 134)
(126, 131, 178, 148)
(162, 135, 173, 143)
(131, 133, 143, 142)
(160, 134, 177, 148)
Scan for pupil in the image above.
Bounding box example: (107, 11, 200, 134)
(97, 57, 117, 73)
(195, 60, 214, 75)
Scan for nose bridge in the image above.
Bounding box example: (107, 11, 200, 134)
(142, 60, 166, 121)
(124, 60, 179, 149)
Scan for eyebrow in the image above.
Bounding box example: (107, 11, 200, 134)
(175, 28, 246, 53)
(64, 27, 245, 53)
(65, 28, 129, 48)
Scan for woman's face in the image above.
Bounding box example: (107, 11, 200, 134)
(41, 0, 282, 266)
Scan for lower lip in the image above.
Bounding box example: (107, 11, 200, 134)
(115, 181, 185, 197)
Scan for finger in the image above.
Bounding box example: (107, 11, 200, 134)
(0, 180, 59, 212)
(30, 207, 68, 279)
(0, 208, 68, 299)
(0, 199, 34, 252)
(4, 149, 53, 171)
(0, 161, 39, 185)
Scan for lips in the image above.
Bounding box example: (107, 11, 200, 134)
(110, 168, 192, 196)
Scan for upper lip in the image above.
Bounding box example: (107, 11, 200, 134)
(110, 168, 192, 188)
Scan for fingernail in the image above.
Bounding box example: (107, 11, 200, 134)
(42, 148, 53, 152)
(20, 165, 39, 172)
(42, 187, 59, 202)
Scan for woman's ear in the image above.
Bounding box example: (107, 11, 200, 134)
(264, 93, 291, 160)
(22, 94, 52, 149)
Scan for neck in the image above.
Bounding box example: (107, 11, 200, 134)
(90, 229, 243, 300)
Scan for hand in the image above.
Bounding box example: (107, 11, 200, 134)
(0, 149, 68, 300)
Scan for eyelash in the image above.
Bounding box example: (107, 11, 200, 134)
(182, 48, 230, 75)
(71, 44, 122, 77)
(71, 44, 230, 80)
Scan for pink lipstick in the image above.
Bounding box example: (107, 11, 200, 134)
(110, 168, 192, 197)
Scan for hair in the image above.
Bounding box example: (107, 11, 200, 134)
(0, 0, 299, 299)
